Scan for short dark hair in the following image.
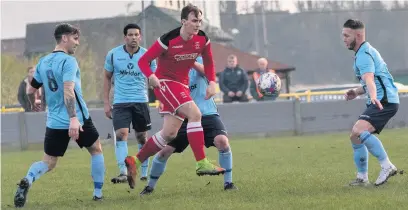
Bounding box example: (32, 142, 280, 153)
(54, 23, 80, 43)
(343, 19, 365, 30)
(123, 24, 141, 36)
(181, 4, 202, 21)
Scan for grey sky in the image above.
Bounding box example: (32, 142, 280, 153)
(1, 1, 134, 39)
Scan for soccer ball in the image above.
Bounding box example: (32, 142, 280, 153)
(257, 72, 281, 97)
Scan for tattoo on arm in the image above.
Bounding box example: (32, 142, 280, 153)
(64, 82, 77, 118)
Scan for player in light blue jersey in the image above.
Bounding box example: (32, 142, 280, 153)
(342, 19, 399, 187)
(139, 56, 237, 195)
(103, 23, 157, 184)
(14, 23, 105, 208)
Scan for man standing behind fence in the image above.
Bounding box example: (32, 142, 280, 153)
(342, 19, 399, 187)
(14, 23, 105, 207)
(104, 23, 157, 184)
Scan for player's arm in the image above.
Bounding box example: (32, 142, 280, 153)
(62, 59, 77, 118)
(358, 53, 377, 100)
(138, 40, 166, 79)
(103, 51, 114, 106)
(354, 86, 366, 95)
(64, 82, 76, 118)
(201, 39, 216, 82)
(27, 65, 43, 111)
(192, 56, 205, 75)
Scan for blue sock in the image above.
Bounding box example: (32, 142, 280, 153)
(25, 161, 49, 186)
(351, 143, 368, 173)
(139, 143, 150, 178)
(148, 154, 167, 189)
(115, 140, 128, 175)
(219, 147, 233, 184)
(91, 153, 105, 198)
(360, 131, 388, 162)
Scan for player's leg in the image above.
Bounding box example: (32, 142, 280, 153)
(140, 122, 189, 195)
(348, 120, 370, 186)
(14, 128, 70, 207)
(137, 133, 149, 181)
(350, 103, 399, 186)
(125, 114, 181, 189)
(77, 117, 105, 200)
(132, 103, 153, 181)
(111, 104, 132, 183)
(214, 135, 237, 190)
(202, 115, 237, 190)
(177, 103, 226, 176)
(140, 146, 175, 195)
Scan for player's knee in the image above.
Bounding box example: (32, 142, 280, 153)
(42, 154, 58, 171)
(161, 130, 177, 142)
(350, 126, 363, 142)
(186, 107, 202, 122)
(214, 135, 230, 151)
(136, 132, 147, 145)
(116, 129, 128, 140)
(87, 139, 103, 155)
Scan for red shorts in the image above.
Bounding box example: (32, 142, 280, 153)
(154, 80, 193, 120)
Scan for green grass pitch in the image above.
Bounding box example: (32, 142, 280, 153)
(2, 129, 408, 210)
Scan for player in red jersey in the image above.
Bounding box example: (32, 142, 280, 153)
(124, 4, 225, 189)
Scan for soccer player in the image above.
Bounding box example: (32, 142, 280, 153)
(140, 57, 237, 195)
(104, 23, 156, 184)
(342, 19, 399, 186)
(124, 4, 225, 189)
(14, 23, 105, 208)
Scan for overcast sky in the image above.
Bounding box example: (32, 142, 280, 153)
(1, 1, 132, 39)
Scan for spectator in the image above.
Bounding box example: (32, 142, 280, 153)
(18, 67, 45, 112)
(249, 58, 278, 101)
(219, 54, 249, 103)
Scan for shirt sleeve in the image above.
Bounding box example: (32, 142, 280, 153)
(31, 63, 43, 89)
(62, 57, 78, 82)
(356, 52, 375, 75)
(201, 40, 216, 82)
(104, 50, 114, 72)
(138, 40, 167, 78)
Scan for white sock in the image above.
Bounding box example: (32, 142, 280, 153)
(357, 172, 368, 180)
(380, 157, 392, 169)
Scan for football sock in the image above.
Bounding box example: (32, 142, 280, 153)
(186, 122, 206, 161)
(115, 139, 128, 175)
(360, 131, 389, 165)
(351, 143, 368, 174)
(138, 143, 150, 178)
(25, 161, 49, 186)
(136, 132, 165, 163)
(148, 154, 168, 189)
(219, 147, 233, 184)
(91, 153, 105, 198)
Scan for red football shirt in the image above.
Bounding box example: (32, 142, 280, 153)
(138, 27, 216, 85)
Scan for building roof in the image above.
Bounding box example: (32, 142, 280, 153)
(24, 5, 234, 55)
(211, 43, 295, 74)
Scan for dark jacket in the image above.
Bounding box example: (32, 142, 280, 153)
(17, 78, 46, 112)
(219, 66, 249, 93)
(17, 79, 31, 112)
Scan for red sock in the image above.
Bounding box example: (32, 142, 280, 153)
(136, 133, 165, 162)
(187, 122, 206, 161)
